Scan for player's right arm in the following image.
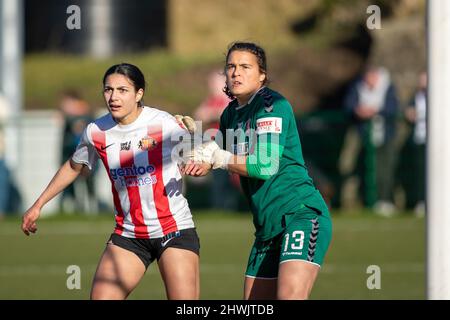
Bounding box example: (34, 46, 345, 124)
(21, 159, 86, 236)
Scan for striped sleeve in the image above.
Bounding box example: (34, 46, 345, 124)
(71, 123, 99, 170)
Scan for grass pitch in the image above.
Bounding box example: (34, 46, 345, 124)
(0, 210, 425, 300)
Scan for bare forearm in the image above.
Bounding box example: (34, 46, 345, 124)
(33, 159, 83, 209)
(227, 155, 249, 177)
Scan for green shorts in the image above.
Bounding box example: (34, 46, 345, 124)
(245, 206, 332, 278)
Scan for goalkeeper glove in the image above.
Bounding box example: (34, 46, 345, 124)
(174, 115, 197, 134)
(195, 141, 233, 170)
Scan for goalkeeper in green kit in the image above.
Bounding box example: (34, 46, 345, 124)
(182, 42, 332, 300)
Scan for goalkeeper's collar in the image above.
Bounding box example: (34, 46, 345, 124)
(235, 86, 266, 110)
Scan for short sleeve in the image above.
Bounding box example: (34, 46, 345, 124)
(71, 124, 98, 170)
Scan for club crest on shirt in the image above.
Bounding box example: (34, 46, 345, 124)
(138, 136, 158, 150)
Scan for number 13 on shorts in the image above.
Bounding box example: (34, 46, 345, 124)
(280, 217, 322, 264)
(280, 210, 332, 266)
(283, 231, 305, 252)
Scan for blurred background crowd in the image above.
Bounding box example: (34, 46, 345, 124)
(0, 0, 426, 219)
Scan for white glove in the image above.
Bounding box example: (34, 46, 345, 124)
(195, 141, 233, 170)
(174, 137, 233, 169)
(174, 115, 197, 134)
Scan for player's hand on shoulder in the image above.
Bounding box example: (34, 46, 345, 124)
(21, 206, 41, 236)
(174, 115, 197, 134)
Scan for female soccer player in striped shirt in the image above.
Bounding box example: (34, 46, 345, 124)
(22, 63, 200, 300)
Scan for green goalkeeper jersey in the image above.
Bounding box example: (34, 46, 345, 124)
(219, 87, 330, 240)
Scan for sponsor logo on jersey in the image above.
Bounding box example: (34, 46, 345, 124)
(119, 175, 157, 187)
(110, 165, 156, 180)
(138, 136, 157, 150)
(256, 117, 282, 134)
(110, 165, 158, 187)
(120, 141, 131, 151)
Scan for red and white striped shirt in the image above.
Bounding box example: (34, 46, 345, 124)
(72, 106, 195, 239)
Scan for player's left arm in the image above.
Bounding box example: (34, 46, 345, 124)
(189, 100, 290, 179)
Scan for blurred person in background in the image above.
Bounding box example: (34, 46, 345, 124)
(298, 109, 351, 210)
(0, 93, 11, 219)
(58, 89, 97, 213)
(22, 63, 201, 300)
(193, 70, 239, 211)
(194, 70, 230, 133)
(397, 71, 427, 217)
(344, 66, 399, 216)
(183, 42, 332, 300)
